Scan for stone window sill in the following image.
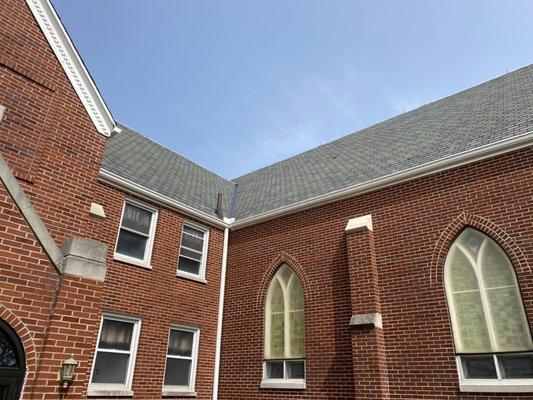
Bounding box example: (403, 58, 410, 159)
(87, 388, 134, 397)
(162, 390, 197, 397)
(460, 380, 533, 393)
(260, 380, 306, 390)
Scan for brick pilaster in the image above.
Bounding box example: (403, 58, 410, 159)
(345, 215, 389, 399)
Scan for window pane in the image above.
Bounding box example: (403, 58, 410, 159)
(0, 330, 17, 368)
(164, 358, 191, 387)
(458, 228, 484, 257)
(180, 248, 202, 261)
(99, 319, 133, 351)
(488, 287, 532, 351)
(482, 239, 515, 288)
(289, 277, 303, 311)
(286, 361, 305, 379)
(289, 310, 305, 358)
(122, 203, 152, 234)
(116, 229, 147, 260)
(266, 362, 284, 379)
(452, 291, 491, 353)
(269, 313, 284, 359)
(270, 280, 284, 313)
(181, 227, 204, 252)
(168, 330, 194, 357)
(462, 355, 497, 379)
(499, 354, 533, 378)
(448, 248, 478, 292)
(91, 352, 130, 384)
(277, 264, 292, 286)
(178, 256, 201, 275)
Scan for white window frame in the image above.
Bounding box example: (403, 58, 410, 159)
(261, 359, 306, 389)
(176, 220, 209, 282)
(445, 229, 533, 393)
(262, 265, 306, 390)
(162, 325, 200, 395)
(456, 353, 533, 393)
(88, 314, 141, 395)
(113, 198, 158, 269)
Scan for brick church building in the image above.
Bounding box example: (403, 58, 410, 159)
(1, 1, 533, 399)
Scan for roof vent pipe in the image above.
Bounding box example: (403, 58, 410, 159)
(215, 193, 223, 217)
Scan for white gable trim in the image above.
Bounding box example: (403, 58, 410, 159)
(25, 0, 116, 136)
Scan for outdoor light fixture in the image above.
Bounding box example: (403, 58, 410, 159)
(58, 357, 78, 388)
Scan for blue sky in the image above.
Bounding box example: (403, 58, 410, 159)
(53, 0, 533, 179)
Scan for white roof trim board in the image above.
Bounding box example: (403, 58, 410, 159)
(25, 0, 115, 136)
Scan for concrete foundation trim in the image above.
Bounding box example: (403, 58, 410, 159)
(0, 155, 64, 272)
(350, 313, 382, 329)
(345, 214, 373, 233)
(61, 237, 107, 281)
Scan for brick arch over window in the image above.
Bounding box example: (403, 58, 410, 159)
(430, 212, 530, 285)
(0, 303, 37, 392)
(256, 251, 310, 309)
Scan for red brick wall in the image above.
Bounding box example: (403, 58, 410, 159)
(1, 1, 225, 398)
(90, 182, 225, 399)
(0, 0, 108, 244)
(219, 146, 533, 399)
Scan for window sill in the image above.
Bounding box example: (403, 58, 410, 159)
(162, 389, 197, 397)
(87, 388, 134, 397)
(460, 380, 533, 393)
(260, 380, 306, 390)
(176, 270, 207, 284)
(113, 253, 152, 269)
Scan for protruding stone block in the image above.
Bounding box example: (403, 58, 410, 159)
(350, 313, 382, 329)
(345, 214, 373, 233)
(61, 237, 107, 281)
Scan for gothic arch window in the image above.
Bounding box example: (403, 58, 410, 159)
(0, 318, 25, 400)
(262, 264, 305, 388)
(445, 228, 533, 385)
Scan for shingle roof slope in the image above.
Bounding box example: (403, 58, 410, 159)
(102, 124, 235, 218)
(101, 65, 533, 223)
(232, 64, 533, 219)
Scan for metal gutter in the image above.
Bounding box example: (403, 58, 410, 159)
(99, 169, 228, 229)
(212, 227, 229, 399)
(101, 131, 533, 231)
(231, 131, 533, 229)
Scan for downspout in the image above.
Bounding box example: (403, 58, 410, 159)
(212, 226, 230, 399)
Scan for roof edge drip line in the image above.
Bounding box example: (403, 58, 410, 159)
(232, 130, 533, 229)
(99, 169, 229, 228)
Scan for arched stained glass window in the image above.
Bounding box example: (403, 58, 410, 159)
(263, 264, 305, 385)
(445, 228, 533, 381)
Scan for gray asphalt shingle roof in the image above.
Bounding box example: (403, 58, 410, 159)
(102, 124, 235, 218)
(102, 64, 533, 222)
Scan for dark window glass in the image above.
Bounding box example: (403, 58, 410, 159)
(266, 361, 284, 379)
(462, 355, 497, 379)
(164, 358, 191, 386)
(500, 354, 533, 378)
(178, 257, 201, 275)
(116, 230, 148, 260)
(122, 203, 152, 234)
(180, 248, 202, 261)
(168, 330, 194, 357)
(286, 361, 305, 379)
(98, 320, 133, 351)
(181, 227, 204, 252)
(91, 352, 130, 384)
(0, 330, 17, 368)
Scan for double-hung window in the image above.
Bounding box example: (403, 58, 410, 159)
(163, 326, 200, 394)
(114, 200, 158, 268)
(89, 315, 141, 394)
(445, 228, 533, 392)
(177, 222, 208, 280)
